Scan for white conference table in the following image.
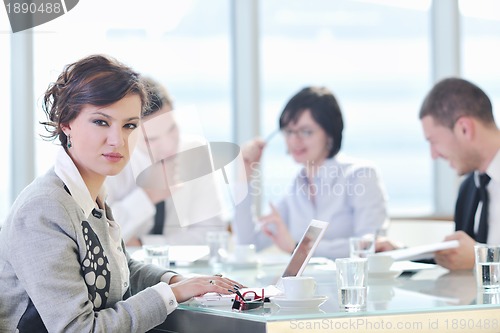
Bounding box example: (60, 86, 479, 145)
(147, 254, 500, 333)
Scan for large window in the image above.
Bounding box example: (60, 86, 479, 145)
(461, 0, 500, 120)
(259, 0, 433, 216)
(1, 10, 11, 223)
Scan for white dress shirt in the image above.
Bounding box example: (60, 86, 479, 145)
(485, 149, 500, 244)
(233, 154, 389, 259)
(55, 148, 177, 311)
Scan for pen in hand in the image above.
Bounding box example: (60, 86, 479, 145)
(264, 129, 279, 144)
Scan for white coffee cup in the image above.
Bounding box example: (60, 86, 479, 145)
(367, 254, 394, 273)
(282, 276, 317, 299)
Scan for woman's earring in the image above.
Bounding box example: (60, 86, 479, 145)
(67, 135, 72, 149)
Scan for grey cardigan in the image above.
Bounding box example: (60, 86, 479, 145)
(0, 168, 175, 332)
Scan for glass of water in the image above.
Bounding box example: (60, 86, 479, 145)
(206, 231, 229, 267)
(349, 234, 375, 258)
(335, 257, 368, 311)
(476, 291, 500, 305)
(474, 244, 500, 291)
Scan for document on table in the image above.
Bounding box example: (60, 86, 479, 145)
(380, 240, 459, 261)
(131, 245, 209, 264)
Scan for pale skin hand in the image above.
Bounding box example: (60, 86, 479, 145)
(375, 237, 405, 252)
(259, 203, 296, 253)
(125, 237, 142, 247)
(169, 275, 244, 303)
(241, 139, 266, 180)
(142, 159, 178, 204)
(144, 187, 172, 205)
(375, 238, 398, 252)
(434, 231, 476, 270)
(241, 138, 294, 253)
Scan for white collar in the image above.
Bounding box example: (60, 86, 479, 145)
(486, 149, 500, 183)
(54, 147, 106, 218)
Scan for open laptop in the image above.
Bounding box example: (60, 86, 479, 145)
(193, 219, 329, 306)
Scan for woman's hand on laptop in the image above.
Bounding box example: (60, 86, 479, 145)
(169, 275, 244, 303)
(260, 203, 295, 253)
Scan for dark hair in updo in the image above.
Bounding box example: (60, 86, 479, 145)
(141, 76, 174, 118)
(41, 54, 147, 148)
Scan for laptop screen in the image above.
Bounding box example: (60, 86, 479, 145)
(281, 219, 329, 278)
(190, 219, 329, 305)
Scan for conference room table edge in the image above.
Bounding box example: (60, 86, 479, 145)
(150, 302, 500, 333)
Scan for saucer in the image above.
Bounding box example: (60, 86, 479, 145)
(368, 269, 403, 280)
(270, 295, 328, 309)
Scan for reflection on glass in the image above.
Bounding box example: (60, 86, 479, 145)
(475, 291, 500, 305)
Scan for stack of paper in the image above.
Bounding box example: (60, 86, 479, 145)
(379, 240, 459, 261)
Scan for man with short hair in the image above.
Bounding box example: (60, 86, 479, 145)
(379, 78, 500, 270)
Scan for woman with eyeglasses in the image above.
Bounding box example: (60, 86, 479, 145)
(233, 86, 389, 259)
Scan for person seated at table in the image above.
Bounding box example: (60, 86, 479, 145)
(232, 86, 389, 259)
(377, 78, 500, 270)
(0, 54, 241, 332)
(106, 77, 227, 247)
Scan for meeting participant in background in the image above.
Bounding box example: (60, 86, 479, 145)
(377, 78, 500, 270)
(232, 86, 389, 259)
(0, 55, 241, 332)
(106, 77, 227, 247)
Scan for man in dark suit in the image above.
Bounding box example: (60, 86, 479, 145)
(378, 78, 500, 270)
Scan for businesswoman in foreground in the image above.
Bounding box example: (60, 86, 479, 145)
(0, 54, 240, 332)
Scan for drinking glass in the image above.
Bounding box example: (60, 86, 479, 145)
(349, 235, 375, 258)
(474, 244, 500, 291)
(143, 245, 170, 267)
(335, 258, 368, 311)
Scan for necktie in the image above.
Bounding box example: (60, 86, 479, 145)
(476, 173, 491, 243)
(152, 201, 165, 235)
